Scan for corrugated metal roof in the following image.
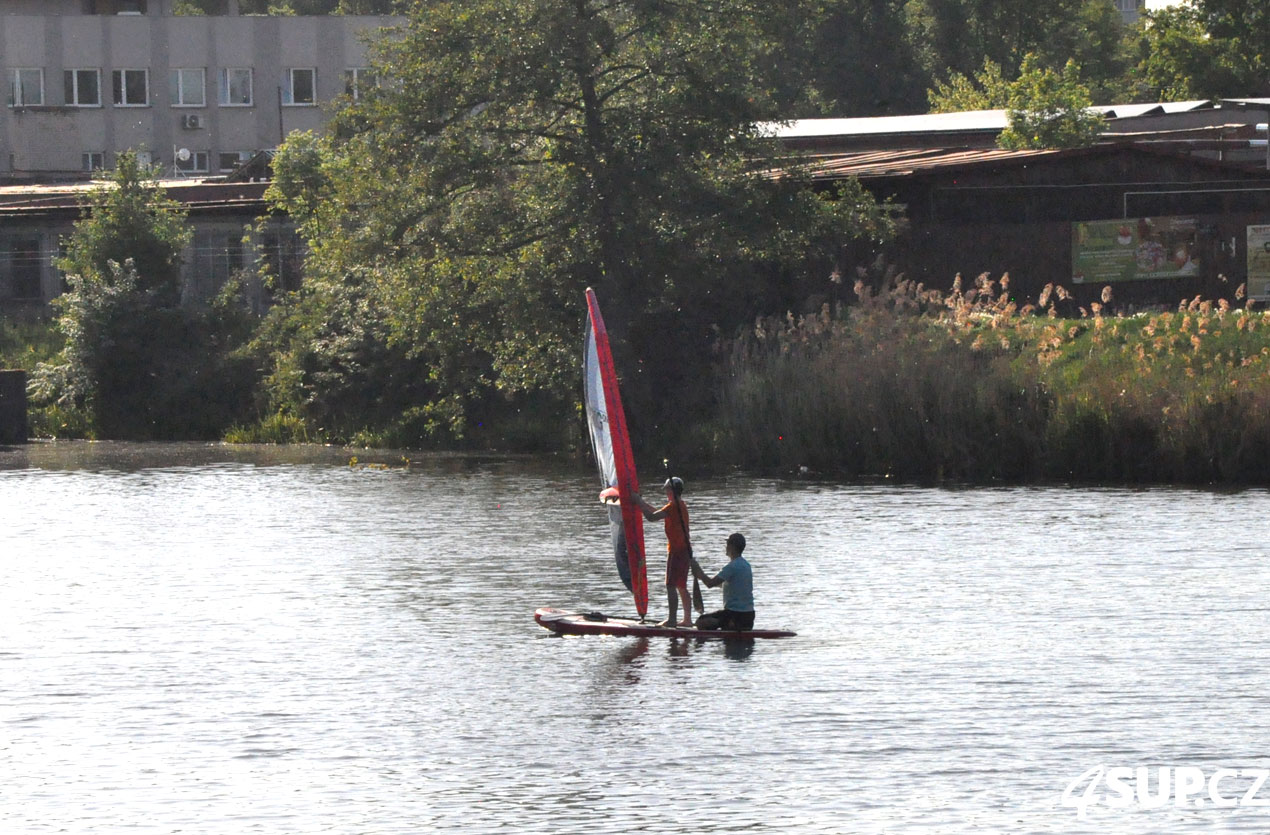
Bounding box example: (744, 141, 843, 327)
(1101, 100, 1214, 118)
(766, 146, 1063, 181)
(766, 101, 1226, 140)
(0, 178, 268, 217)
(766, 141, 1270, 182)
(1219, 98, 1270, 109)
(763, 109, 1010, 140)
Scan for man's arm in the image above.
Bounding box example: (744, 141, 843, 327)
(690, 557, 723, 588)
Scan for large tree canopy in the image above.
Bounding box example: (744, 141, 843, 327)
(1129, 3, 1270, 100)
(909, 0, 1129, 105)
(261, 0, 890, 447)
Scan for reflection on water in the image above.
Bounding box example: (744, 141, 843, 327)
(2, 442, 1270, 832)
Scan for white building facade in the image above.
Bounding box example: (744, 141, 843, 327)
(1, 1, 398, 181)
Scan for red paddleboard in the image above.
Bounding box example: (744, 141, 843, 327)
(535, 607, 797, 640)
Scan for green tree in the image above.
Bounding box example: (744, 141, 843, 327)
(907, 0, 1081, 78)
(998, 56, 1104, 149)
(1129, 6, 1258, 100)
(260, 0, 891, 447)
(1197, 0, 1270, 95)
(928, 58, 1010, 112)
(910, 0, 1129, 105)
(30, 153, 256, 439)
(59, 153, 191, 307)
(771, 0, 929, 116)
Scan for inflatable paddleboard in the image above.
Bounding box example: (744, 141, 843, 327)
(535, 607, 796, 640)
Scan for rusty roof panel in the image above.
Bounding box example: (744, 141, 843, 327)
(764, 146, 1061, 181)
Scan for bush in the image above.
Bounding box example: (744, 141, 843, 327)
(29, 153, 259, 439)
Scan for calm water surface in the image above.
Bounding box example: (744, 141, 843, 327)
(3, 442, 1270, 833)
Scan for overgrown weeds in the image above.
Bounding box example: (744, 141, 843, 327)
(713, 269, 1270, 484)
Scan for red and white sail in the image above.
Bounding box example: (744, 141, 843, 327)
(583, 288, 648, 618)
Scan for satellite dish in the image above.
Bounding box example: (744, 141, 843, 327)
(176, 147, 192, 162)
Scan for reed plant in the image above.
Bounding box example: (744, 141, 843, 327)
(713, 270, 1270, 484)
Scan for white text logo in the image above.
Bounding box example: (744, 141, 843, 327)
(1063, 765, 1270, 818)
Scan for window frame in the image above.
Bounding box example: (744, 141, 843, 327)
(218, 67, 253, 107)
(63, 68, 102, 107)
(10, 68, 44, 107)
(111, 68, 149, 107)
(174, 149, 210, 175)
(282, 67, 316, 106)
(217, 150, 253, 173)
(82, 151, 106, 172)
(169, 67, 205, 107)
(343, 67, 376, 102)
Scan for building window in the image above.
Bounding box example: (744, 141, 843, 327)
(218, 67, 252, 106)
(8, 240, 42, 301)
(344, 68, 376, 101)
(169, 68, 205, 107)
(260, 226, 304, 293)
(82, 152, 106, 172)
(10, 69, 43, 107)
(111, 69, 149, 107)
(174, 149, 209, 174)
(218, 150, 253, 172)
(282, 68, 315, 106)
(64, 69, 101, 107)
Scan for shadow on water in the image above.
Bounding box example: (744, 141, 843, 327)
(661, 634, 756, 662)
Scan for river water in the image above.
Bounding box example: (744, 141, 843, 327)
(2, 442, 1270, 833)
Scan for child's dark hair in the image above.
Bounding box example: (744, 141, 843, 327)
(664, 476, 684, 497)
(727, 532, 746, 554)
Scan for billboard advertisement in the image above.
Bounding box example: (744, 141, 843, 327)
(1072, 217, 1199, 284)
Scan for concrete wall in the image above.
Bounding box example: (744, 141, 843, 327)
(0, 12, 399, 178)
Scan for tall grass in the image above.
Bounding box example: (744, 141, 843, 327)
(713, 271, 1270, 484)
(0, 315, 61, 371)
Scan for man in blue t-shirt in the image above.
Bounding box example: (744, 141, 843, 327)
(689, 532, 755, 631)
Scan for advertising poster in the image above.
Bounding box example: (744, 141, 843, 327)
(1072, 217, 1199, 284)
(1247, 225, 1270, 301)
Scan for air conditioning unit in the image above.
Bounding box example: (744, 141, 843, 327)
(181, 114, 203, 130)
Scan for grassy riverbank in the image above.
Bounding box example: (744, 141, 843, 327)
(711, 276, 1270, 484)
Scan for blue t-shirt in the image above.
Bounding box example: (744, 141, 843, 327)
(715, 556, 753, 612)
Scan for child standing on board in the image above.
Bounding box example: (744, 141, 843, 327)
(635, 477, 693, 627)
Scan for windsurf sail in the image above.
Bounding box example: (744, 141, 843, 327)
(583, 288, 648, 618)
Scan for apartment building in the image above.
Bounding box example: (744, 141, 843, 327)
(1114, 0, 1147, 24)
(1, 0, 399, 181)
(0, 1, 398, 310)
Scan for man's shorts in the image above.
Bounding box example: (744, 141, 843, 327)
(696, 609, 755, 631)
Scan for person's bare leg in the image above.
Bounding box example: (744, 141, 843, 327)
(677, 586, 693, 627)
(660, 588, 678, 627)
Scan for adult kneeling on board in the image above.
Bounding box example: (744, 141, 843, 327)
(689, 533, 755, 631)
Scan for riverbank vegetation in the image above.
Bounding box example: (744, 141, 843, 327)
(713, 274, 1270, 483)
(26, 154, 258, 440)
(14, 0, 1270, 488)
